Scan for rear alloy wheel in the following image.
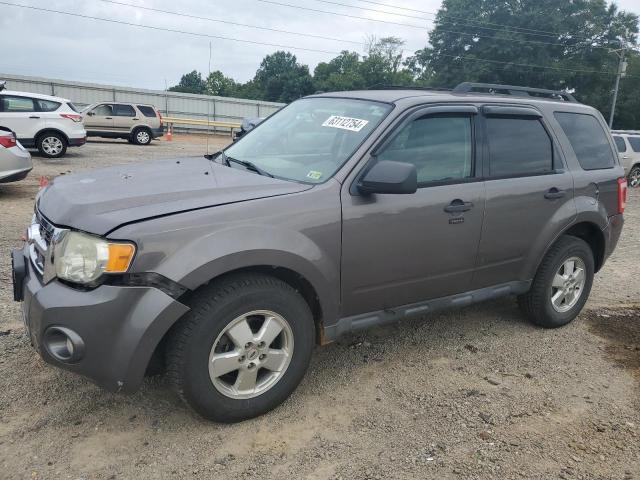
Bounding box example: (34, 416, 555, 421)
(518, 236, 594, 328)
(37, 132, 67, 158)
(132, 128, 152, 145)
(629, 165, 640, 188)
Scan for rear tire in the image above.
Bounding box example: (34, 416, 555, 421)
(132, 127, 152, 145)
(37, 132, 67, 158)
(518, 236, 594, 328)
(166, 273, 315, 422)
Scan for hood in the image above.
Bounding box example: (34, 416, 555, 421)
(38, 156, 312, 235)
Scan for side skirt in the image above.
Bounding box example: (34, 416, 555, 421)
(323, 280, 531, 343)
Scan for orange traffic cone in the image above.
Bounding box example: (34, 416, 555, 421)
(166, 124, 173, 141)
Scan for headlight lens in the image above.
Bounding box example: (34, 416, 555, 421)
(54, 231, 135, 284)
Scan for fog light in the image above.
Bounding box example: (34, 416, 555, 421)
(43, 326, 85, 363)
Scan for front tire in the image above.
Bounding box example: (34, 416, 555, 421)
(518, 236, 594, 328)
(166, 273, 315, 422)
(37, 132, 67, 158)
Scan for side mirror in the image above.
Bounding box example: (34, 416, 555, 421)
(357, 160, 418, 195)
(87, 111, 95, 116)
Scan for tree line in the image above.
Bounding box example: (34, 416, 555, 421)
(169, 0, 639, 129)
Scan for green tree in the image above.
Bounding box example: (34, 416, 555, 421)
(313, 51, 365, 92)
(205, 70, 238, 97)
(360, 36, 413, 87)
(423, 0, 638, 127)
(253, 51, 315, 102)
(168, 70, 206, 94)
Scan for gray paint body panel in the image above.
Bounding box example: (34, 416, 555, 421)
(16, 89, 626, 393)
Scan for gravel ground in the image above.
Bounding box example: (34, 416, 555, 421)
(0, 136, 639, 480)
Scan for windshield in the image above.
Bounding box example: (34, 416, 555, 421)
(224, 97, 392, 183)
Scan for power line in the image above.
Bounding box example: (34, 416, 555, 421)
(0, 1, 343, 55)
(255, 0, 615, 50)
(349, 0, 608, 41)
(92, 0, 364, 46)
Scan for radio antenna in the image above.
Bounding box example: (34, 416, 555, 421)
(206, 41, 212, 155)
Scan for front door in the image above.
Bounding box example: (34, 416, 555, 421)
(472, 105, 576, 289)
(85, 104, 114, 131)
(0, 95, 39, 141)
(341, 107, 486, 317)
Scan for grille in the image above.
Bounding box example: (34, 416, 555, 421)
(36, 210, 55, 247)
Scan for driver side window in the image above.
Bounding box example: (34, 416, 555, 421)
(378, 115, 474, 185)
(92, 104, 113, 116)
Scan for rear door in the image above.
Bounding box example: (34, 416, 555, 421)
(341, 105, 486, 316)
(85, 104, 114, 131)
(472, 105, 576, 289)
(112, 104, 137, 134)
(0, 95, 40, 141)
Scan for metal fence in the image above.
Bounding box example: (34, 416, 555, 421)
(1, 73, 284, 133)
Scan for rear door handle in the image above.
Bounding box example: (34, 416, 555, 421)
(444, 199, 474, 213)
(105, 117, 112, 119)
(133, 118, 139, 121)
(544, 188, 566, 200)
(29, 115, 40, 119)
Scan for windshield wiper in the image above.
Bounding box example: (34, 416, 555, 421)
(224, 153, 274, 178)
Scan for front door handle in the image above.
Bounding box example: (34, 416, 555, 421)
(133, 118, 139, 121)
(105, 117, 112, 119)
(544, 188, 566, 200)
(444, 199, 474, 213)
(29, 115, 40, 119)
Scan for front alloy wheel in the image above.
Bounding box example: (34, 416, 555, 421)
(167, 273, 315, 422)
(209, 310, 293, 399)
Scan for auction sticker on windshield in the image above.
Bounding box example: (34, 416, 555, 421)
(322, 115, 369, 132)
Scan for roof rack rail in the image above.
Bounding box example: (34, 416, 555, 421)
(452, 82, 577, 103)
(611, 129, 640, 134)
(368, 84, 451, 92)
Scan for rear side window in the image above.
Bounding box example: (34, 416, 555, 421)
(628, 136, 640, 153)
(37, 99, 61, 112)
(114, 104, 136, 117)
(613, 136, 627, 152)
(554, 112, 614, 170)
(137, 105, 157, 117)
(1, 95, 36, 112)
(486, 117, 553, 177)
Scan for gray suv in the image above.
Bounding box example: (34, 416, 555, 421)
(11, 83, 627, 422)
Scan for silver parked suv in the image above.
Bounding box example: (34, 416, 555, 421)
(611, 130, 640, 187)
(12, 83, 627, 422)
(82, 102, 164, 145)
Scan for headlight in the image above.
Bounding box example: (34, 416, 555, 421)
(54, 231, 135, 284)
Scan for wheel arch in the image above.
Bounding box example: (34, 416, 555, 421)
(35, 128, 69, 144)
(145, 264, 327, 379)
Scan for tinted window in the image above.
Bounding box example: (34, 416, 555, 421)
(114, 104, 135, 117)
(613, 136, 627, 152)
(486, 117, 552, 176)
(92, 104, 113, 116)
(137, 105, 157, 117)
(554, 112, 614, 170)
(378, 115, 473, 184)
(1, 95, 35, 112)
(37, 99, 61, 112)
(628, 137, 640, 153)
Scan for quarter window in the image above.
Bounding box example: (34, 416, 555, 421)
(114, 104, 136, 117)
(377, 115, 473, 184)
(628, 136, 640, 153)
(1, 95, 36, 112)
(554, 112, 615, 170)
(37, 99, 61, 112)
(486, 117, 553, 177)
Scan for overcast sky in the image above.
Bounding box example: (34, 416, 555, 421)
(2, 0, 638, 90)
